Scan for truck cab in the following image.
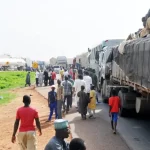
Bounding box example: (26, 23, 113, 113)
(99, 39, 124, 102)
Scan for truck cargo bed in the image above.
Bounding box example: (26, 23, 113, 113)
(112, 37, 150, 94)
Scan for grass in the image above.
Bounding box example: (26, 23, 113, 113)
(0, 71, 35, 105)
(0, 92, 16, 105)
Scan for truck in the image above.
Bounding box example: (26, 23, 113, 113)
(56, 56, 67, 69)
(98, 39, 124, 100)
(88, 39, 123, 90)
(0, 57, 26, 71)
(100, 37, 150, 117)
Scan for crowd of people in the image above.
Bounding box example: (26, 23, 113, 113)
(45, 67, 98, 121)
(15, 67, 121, 149)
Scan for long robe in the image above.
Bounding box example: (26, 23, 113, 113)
(77, 91, 89, 115)
(39, 72, 43, 86)
(26, 73, 30, 84)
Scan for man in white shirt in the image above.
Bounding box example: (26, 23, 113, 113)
(73, 75, 86, 108)
(64, 69, 69, 77)
(83, 71, 92, 97)
(35, 70, 39, 87)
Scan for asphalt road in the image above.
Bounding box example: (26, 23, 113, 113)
(97, 101, 150, 150)
(37, 74, 150, 150)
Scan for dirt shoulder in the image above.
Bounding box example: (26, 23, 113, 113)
(0, 87, 71, 150)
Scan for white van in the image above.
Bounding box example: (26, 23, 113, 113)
(53, 65, 60, 74)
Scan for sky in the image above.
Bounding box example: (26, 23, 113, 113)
(0, 0, 149, 61)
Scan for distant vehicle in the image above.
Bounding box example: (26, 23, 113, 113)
(53, 65, 60, 74)
(0, 58, 26, 71)
(56, 56, 67, 69)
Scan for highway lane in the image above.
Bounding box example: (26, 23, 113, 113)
(97, 102, 150, 150)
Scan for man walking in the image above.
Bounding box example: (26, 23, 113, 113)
(68, 75, 74, 108)
(73, 74, 85, 108)
(77, 85, 89, 120)
(44, 70, 49, 86)
(109, 89, 121, 134)
(35, 70, 39, 87)
(11, 95, 42, 150)
(51, 70, 56, 85)
(25, 72, 31, 87)
(60, 68, 64, 81)
(57, 80, 63, 119)
(62, 76, 72, 113)
(47, 85, 58, 122)
(83, 71, 92, 98)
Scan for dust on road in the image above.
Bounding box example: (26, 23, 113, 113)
(0, 87, 70, 150)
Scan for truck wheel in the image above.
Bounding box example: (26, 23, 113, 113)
(136, 97, 150, 115)
(118, 91, 127, 117)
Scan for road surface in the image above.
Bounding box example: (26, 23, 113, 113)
(36, 74, 150, 150)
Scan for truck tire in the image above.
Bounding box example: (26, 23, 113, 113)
(136, 97, 150, 115)
(118, 91, 127, 117)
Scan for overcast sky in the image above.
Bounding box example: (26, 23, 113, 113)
(0, 0, 149, 61)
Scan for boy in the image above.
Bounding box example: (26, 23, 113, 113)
(88, 85, 96, 119)
(46, 85, 58, 122)
(109, 89, 121, 134)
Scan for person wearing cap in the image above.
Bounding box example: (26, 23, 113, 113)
(88, 85, 96, 119)
(11, 95, 42, 150)
(46, 85, 58, 122)
(44, 119, 70, 150)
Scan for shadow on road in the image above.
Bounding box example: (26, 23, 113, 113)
(68, 111, 130, 150)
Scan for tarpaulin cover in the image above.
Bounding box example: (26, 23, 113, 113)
(112, 37, 150, 88)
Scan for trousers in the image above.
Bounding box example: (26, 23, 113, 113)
(17, 131, 37, 150)
(64, 95, 71, 111)
(57, 100, 63, 119)
(48, 102, 57, 121)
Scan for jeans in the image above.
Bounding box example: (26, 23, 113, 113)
(44, 79, 48, 86)
(70, 93, 72, 107)
(57, 100, 63, 119)
(48, 102, 57, 121)
(64, 95, 71, 112)
(48, 77, 51, 85)
(51, 79, 54, 85)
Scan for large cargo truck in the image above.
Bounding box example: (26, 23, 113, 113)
(100, 37, 150, 117)
(88, 39, 123, 90)
(56, 56, 67, 69)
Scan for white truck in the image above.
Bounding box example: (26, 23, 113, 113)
(98, 39, 124, 100)
(0, 57, 26, 71)
(100, 37, 150, 117)
(88, 39, 123, 89)
(56, 56, 67, 69)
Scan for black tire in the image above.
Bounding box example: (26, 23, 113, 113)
(118, 90, 127, 117)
